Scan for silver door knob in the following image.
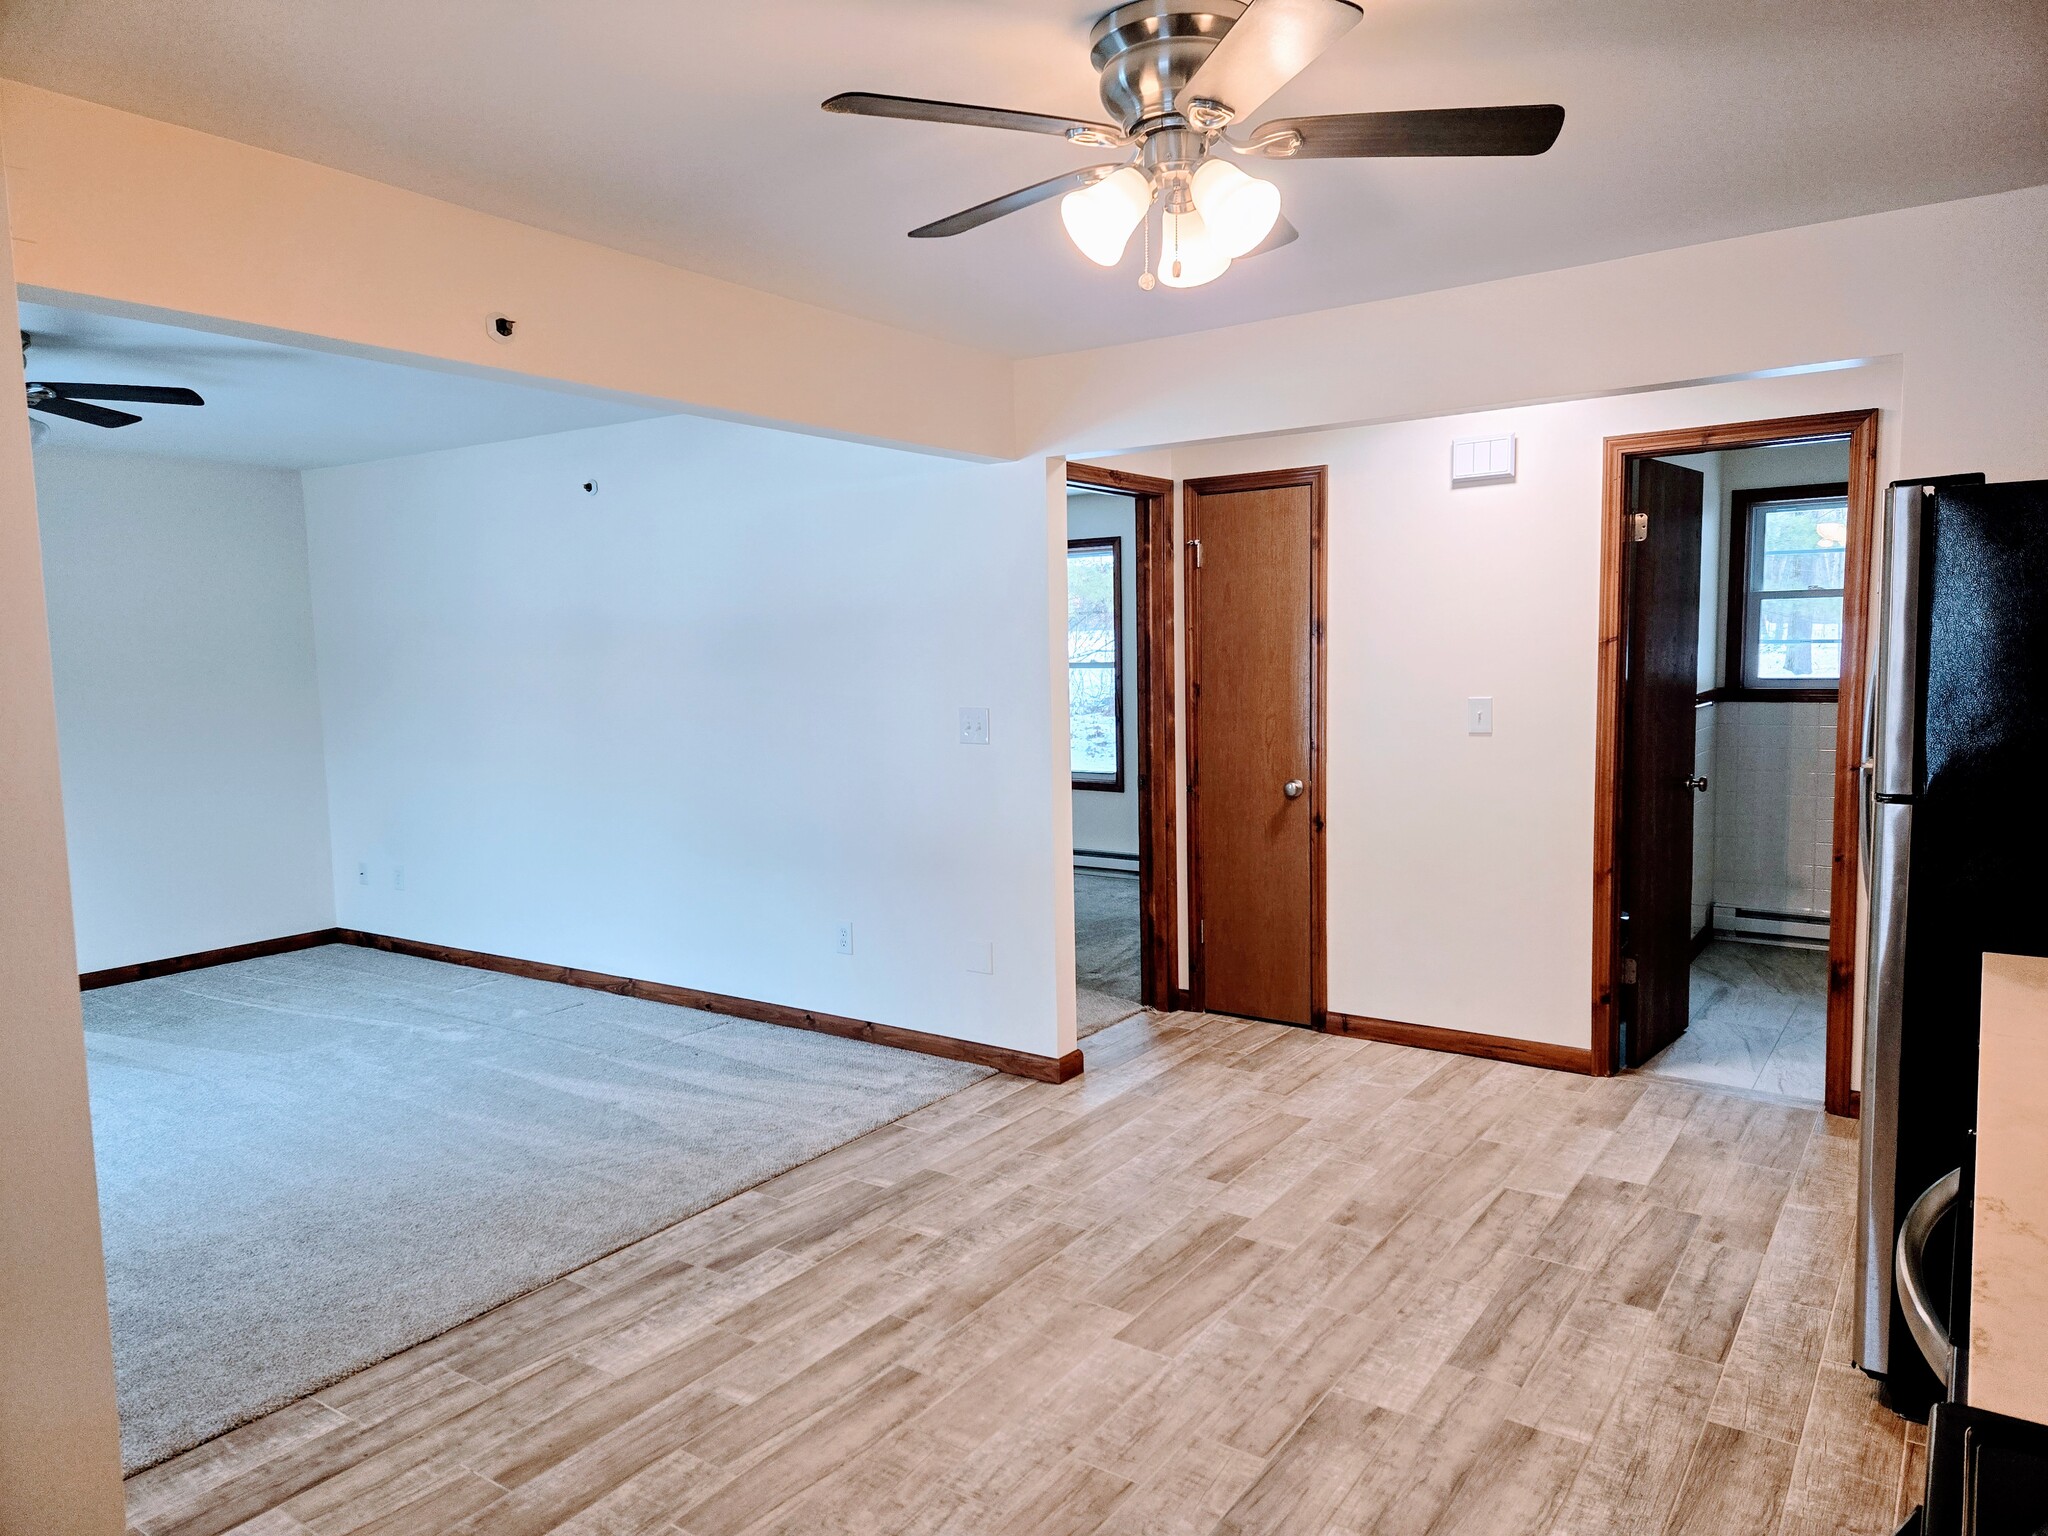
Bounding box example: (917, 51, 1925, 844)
(1685, 775, 1709, 792)
(1284, 779, 1304, 799)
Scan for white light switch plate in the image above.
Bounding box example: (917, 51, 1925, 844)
(1451, 435, 1516, 486)
(965, 941, 994, 975)
(1467, 697, 1495, 735)
(958, 707, 990, 745)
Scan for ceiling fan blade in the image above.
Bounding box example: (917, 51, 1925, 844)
(31, 382, 205, 406)
(29, 395, 143, 429)
(1181, 0, 1363, 123)
(1250, 104, 1566, 158)
(824, 92, 1124, 145)
(1241, 215, 1300, 258)
(909, 165, 1122, 239)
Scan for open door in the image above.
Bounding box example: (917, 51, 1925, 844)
(1619, 457, 1704, 1065)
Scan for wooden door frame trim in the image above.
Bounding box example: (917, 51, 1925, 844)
(1181, 465, 1330, 1027)
(1592, 408, 1879, 1117)
(1067, 461, 1179, 1011)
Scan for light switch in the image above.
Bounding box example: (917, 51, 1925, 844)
(1451, 435, 1516, 486)
(1467, 697, 1495, 735)
(958, 707, 990, 745)
(965, 941, 994, 975)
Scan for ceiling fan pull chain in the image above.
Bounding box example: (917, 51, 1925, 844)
(1138, 197, 1157, 291)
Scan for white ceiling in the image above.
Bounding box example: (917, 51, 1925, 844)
(17, 303, 669, 469)
(3, 0, 2043, 358)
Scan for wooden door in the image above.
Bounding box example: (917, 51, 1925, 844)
(1186, 469, 1326, 1026)
(1620, 457, 1704, 1065)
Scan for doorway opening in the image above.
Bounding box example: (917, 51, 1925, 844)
(1594, 410, 1878, 1114)
(1067, 463, 1176, 1036)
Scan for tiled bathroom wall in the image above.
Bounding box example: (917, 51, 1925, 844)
(1710, 700, 1837, 932)
(1691, 702, 1718, 938)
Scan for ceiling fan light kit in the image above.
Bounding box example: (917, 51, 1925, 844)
(1159, 207, 1232, 287)
(1061, 165, 1152, 266)
(1189, 158, 1280, 257)
(824, 0, 1565, 293)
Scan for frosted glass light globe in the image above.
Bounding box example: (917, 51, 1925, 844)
(1190, 158, 1281, 259)
(1060, 167, 1151, 267)
(1158, 207, 1231, 288)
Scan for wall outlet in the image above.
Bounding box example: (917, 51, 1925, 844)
(834, 922, 854, 956)
(965, 941, 994, 975)
(393, 866, 406, 891)
(357, 861, 369, 887)
(958, 706, 990, 746)
(1467, 697, 1495, 735)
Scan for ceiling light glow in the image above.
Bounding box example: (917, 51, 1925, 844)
(1158, 207, 1231, 289)
(1060, 167, 1152, 267)
(1189, 159, 1281, 259)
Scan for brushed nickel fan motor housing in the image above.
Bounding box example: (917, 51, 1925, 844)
(1089, 0, 1246, 136)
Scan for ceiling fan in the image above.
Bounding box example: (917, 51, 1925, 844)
(20, 332, 205, 436)
(825, 0, 1563, 290)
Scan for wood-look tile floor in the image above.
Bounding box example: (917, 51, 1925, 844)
(126, 1011, 1922, 1536)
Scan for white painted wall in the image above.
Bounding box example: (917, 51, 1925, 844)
(1712, 700, 1837, 933)
(303, 415, 1073, 1059)
(1094, 360, 1902, 1049)
(1692, 703, 1718, 940)
(34, 450, 334, 972)
(1, 82, 1013, 461)
(0, 144, 125, 1534)
(1067, 489, 1139, 868)
(1024, 186, 2048, 487)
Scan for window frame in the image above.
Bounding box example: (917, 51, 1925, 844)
(1723, 481, 1848, 702)
(1067, 535, 1126, 792)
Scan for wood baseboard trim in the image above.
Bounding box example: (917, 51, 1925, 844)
(335, 930, 1082, 1083)
(79, 928, 344, 990)
(1325, 1011, 1596, 1075)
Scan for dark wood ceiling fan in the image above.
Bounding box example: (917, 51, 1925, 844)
(21, 331, 205, 429)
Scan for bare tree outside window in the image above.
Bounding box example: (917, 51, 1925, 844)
(1068, 539, 1123, 789)
(1742, 492, 1847, 688)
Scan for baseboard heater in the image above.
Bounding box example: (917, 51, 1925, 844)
(1075, 847, 1138, 863)
(1730, 907, 1830, 926)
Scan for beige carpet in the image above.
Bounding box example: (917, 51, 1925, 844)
(86, 944, 991, 1471)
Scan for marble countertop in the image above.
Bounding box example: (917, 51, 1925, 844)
(1970, 952, 2048, 1425)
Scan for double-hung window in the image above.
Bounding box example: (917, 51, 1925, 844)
(1068, 538, 1123, 790)
(1731, 484, 1848, 695)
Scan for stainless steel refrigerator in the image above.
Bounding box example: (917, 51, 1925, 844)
(1856, 474, 2048, 1416)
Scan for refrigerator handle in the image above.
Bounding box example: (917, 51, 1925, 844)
(1856, 798, 1913, 1374)
(1873, 484, 1926, 798)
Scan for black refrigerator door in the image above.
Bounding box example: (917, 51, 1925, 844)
(1890, 479, 2048, 1414)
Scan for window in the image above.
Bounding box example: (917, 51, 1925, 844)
(1730, 483, 1848, 695)
(1068, 538, 1123, 790)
